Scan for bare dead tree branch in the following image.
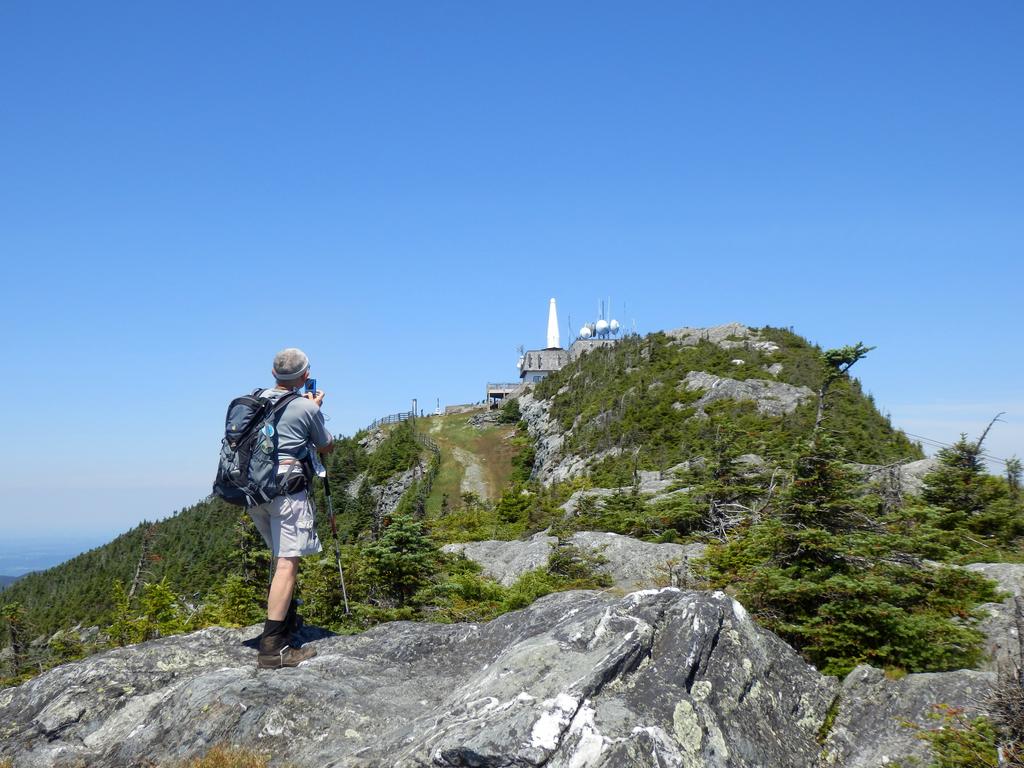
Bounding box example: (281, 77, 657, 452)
(977, 412, 1006, 452)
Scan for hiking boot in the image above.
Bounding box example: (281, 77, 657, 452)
(257, 644, 317, 669)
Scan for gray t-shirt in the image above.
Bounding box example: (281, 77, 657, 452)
(259, 389, 333, 462)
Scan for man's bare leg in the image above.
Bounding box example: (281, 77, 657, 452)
(267, 556, 299, 620)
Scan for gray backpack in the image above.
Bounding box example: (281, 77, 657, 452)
(212, 389, 299, 507)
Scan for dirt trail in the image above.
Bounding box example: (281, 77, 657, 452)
(452, 446, 490, 501)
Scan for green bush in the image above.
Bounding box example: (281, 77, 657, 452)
(363, 515, 442, 606)
(197, 574, 265, 628)
(919, 433, 1024, 546)
(367, 422, 422, 484)
(509, 433, 536, 485)
(138, 578, 190, 640)
(705, 438, 1000, 676)
(897, 705, 1000, 768)
(498, 398, 522, 423)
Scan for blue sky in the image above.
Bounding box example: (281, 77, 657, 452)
(1, 2, 1021, 544)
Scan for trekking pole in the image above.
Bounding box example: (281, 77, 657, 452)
(319, 465, 351, 614)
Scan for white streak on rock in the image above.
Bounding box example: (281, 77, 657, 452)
(566, 702, 605, 768)
(530, 693, 579, 750)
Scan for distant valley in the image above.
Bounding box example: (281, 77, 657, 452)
(0, 536, 107, 580)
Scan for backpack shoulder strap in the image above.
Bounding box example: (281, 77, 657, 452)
(267, 390, 300, 417)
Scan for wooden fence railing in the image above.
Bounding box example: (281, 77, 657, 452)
(365, 411, 415, 430)
(362, 412, 443, 519)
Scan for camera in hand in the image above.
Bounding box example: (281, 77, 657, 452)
(304, 378, 317, 395)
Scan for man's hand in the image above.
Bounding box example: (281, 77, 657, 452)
(304, 390, 325, 407)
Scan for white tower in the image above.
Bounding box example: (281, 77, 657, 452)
(547, 298, 560, 349)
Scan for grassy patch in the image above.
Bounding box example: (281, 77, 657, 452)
(419, 413, 518, 516)
(176, 745, 281, 767)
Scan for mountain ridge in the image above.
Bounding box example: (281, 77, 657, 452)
(2, 321, 1021, 763)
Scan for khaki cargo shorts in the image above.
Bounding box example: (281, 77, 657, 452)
(247, 476, 323, 558)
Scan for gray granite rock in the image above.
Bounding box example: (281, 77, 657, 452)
(967, 562, 1024, 596)
(358, 427, 389, 453)
(560, 487, 621, 517)
(558, 470, 695, 520)
(347, 469, 368, 497)
(373, 465, 422, 522)
(445, 531, 707, 593)
(679, 371, 814, 418)
(568, 532, 707, 590)
(469, 410, 503, 428)
(966, 563, 1024, 672)
(665, 323, 759, 349)
(821, 664, 996, 767)
(851, 457, 940, 498)
(0, 589, 841, 768)
(516, 389, 569, 485)
(443, 533, 558, 586)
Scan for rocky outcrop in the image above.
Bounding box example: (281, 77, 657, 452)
(444, 531, 705, 592)
(469, 410, 505, 428)
(346, 467, 425, 524)
(2, 584, 1012, 767)
(515, 325, 795, 486)
(558, 471, 689, 518)
(373, 465, 422, 521)
(966, 562, 1024, 673)
(358, 427, 389, 454)
(517, 389, 576, 485)
(679, 371, 814, 418)
(1, 589, 841, 768)
(347, 430, 429, 522)
(821, 665, 996, 767)
(443, 533, 558, 586)
(665, 323, 779, 353)
(851, 457, 940, 498)
(568, 532, 706, 590)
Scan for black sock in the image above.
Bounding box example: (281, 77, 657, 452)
(259, 619, 288, 654)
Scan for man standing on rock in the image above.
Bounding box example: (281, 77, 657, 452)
(249, 347, 334, 669)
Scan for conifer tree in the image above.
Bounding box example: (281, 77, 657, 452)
(919, 418, 1022, 541)
(348, 479, 376, 542)
(706, 344, 999, 675)
(1007, 457, 1022, 501)
(363, 515, 440, 605)
(922, 433, 996, 522)
(138, 578, 187, 640)
(107, 580, 136, 647)
(1, 602, 28, 677)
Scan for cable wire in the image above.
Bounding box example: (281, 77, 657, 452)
(900, 431, 1014, 467)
